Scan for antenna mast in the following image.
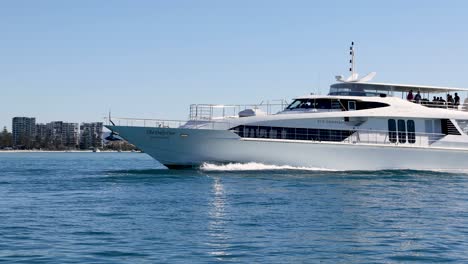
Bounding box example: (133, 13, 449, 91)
(349, 41, 355, 77)
(336, 42, 376, 83)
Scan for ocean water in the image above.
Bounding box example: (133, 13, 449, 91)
(0, 153, 467, 263)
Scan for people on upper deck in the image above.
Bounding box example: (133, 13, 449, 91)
(414, 91, 422, 102)
(447, 94, 454, 105)
(407, 90, 414, 101)
(431, 97, 444, 105)
(455, 93, 460, 106)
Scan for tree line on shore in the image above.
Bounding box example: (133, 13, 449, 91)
(0, 127, 12, 148)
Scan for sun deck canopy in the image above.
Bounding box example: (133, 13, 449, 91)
(329, 82, 468, 97)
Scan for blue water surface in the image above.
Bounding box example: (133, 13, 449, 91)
(0, 152, 467, 263)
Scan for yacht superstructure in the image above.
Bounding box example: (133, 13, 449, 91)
(106, 44, 468, 170)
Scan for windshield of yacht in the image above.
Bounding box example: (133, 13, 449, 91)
(286, 99, 307, 109)
(286, 99, 336, 110)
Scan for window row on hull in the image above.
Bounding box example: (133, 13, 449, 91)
(230, 125, 354, 142)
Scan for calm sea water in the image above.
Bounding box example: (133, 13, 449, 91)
(0, 152, 467, 263)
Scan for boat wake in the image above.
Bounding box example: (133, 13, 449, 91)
(200, 162, 337, 172)
(199, 162, 468, 175)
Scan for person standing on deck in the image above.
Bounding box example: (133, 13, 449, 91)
(455, 93, 460, 106)
(407, 90, 414, 101)
(414, 91, 422, 103)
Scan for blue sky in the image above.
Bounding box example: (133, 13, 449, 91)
(1, 0, 468, 129)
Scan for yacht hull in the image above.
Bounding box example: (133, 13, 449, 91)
(109, 126, 468, 171)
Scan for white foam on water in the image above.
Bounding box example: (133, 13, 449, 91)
(200, 163, 468, 173)
(422, 168, 468, 174)
(200, 162, 336, 172)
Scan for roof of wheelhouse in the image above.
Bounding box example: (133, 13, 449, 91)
(330, 81, 468, 94)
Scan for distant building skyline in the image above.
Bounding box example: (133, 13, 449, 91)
(37, 121, 79, 148)
(11, 117, 103, 150)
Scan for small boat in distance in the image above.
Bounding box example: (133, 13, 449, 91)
(106, 44, 468, 170)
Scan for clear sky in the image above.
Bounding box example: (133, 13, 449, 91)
(1, 0, 468, 129)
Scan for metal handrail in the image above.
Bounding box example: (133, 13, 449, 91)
(105, 117, 233, 130)
(106, 117, 189, 129)
(415, 101, 468, 111)
(189, 101, 288, 120)
(111, 117, 187, 122)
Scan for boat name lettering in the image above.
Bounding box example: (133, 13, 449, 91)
(317, 120, 344, 124)
(146, 130, 175, 136)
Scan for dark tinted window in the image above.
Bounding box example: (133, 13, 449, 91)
(230, 126, 353, 142)
(286, 98, 389, 111)
(407, 120, 415, 144)
(286, 100, 303, 109)
(296, 128, 308, 140)
(398, 119, 406, 143)
(388, 119, 397, 143)
(315, 99, 332, 110)
(286, 99, 313, 110)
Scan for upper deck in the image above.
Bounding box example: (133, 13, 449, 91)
(325, 81, 468, 111)
(329, 81, 468, 97)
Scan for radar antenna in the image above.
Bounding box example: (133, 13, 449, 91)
(335, 42, 376, 83)
(349, 41, 356, 80)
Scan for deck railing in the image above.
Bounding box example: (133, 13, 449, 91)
(189, 100, 288, 120)
(105, 117, 235, 130)
(415, 100, 468, 111)
(106, 117, 189, 128)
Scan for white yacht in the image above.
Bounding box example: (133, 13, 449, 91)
(107, 44, 468, 170)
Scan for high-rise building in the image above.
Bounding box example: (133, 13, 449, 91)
(35, 123, 47, 146)
(62, 122, 79, 147)
(35, 121, 79, 148)
(12, 117, 36, 147)
(80, 122, 103, 149)
(46, 121, 63, 144)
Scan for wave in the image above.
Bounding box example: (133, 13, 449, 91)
(200, 162, 337, 172)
